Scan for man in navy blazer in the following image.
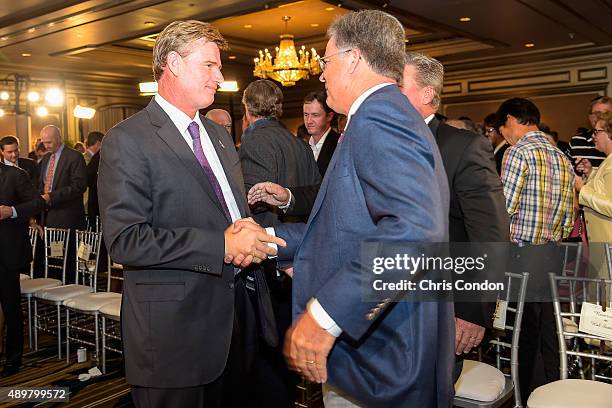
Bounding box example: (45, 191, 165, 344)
(237, 10, 454, 407)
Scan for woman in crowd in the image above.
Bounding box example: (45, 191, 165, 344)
(575, 111, 612, 277)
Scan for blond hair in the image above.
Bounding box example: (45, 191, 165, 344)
(152, 20, 228, 81)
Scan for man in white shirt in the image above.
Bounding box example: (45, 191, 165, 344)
(303, 90, 340, 176)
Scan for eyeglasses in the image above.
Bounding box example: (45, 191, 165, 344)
(485, 127, 497, 134)
(318, 49, 352, 72)
(593, 128, 607, 135)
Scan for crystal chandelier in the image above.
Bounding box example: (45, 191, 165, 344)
(253, 16, 321, 87)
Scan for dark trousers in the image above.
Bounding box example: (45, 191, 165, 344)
(518, 302, 560, 402)
(0, 263, 24, 367)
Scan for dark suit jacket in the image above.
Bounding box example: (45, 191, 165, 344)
(240, 117, 321, 226)
(494, 141, 510, 175)
(98, 98, 248, 388)
(315, 129, 340, 177)
(429, 117, 510, 328)
(39, 146, 87, 230)
(0, 163, 44, 271)
(86, 151, 100, 217)
(276, 86, 454, 407)
(16, 157, 39, 186)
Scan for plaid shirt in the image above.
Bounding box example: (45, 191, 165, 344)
(501, 131, 575, 244)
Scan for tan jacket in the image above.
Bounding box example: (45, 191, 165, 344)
(580, 153, 612, 242)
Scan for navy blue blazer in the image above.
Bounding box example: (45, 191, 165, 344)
(276, 85, 455, 407)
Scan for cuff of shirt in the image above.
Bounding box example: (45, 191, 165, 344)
(265, 227, 278, 258)
(277, 188, 293, 213)
(307, 298, 342, 337)
(11, 206, 17, 218)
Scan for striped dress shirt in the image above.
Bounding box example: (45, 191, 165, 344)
(501, 131, 575, 244)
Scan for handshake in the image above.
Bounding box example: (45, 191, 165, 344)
(223, 217, 286, 268)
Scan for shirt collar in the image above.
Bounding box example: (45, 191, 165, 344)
(155, 94, 204, 134)
(424, 114, 435, 124)
(344, 83, 394, 130)
(309, 127, 332, 148)
(3, 159, 15, 166)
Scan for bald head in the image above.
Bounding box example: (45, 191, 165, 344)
(41, 125, 62, 154)
(205, 109, 232, 133)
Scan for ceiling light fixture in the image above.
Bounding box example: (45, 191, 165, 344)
(253, 16, 320, 87)
(310, 23, 319, 27)
(144, 21, 155, 27)
(459, 17, 471, 22)
(21, 53, 32, 57)
(45, 88, 64, 106)
(243, 24, 253, 29)
(228, 55, 237, 60)
(36, 106, 49, 117)
(325, 7, 335, 11)
(27, 91, 40, 102)
(0, 91, 9, 100)
(524, 43, 535, 48)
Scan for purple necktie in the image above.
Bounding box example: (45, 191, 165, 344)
(187, 121, 232, 221)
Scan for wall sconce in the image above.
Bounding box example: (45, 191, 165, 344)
(218, 81, 239, 92)
(74, 105, 96, 119)
(138, 81, 157, 95)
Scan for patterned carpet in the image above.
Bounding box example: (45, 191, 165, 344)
(0, 334, 132, 408)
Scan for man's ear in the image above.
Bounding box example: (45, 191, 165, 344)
(166, 51, 182, 77)
(422, 86, 435, 106)
(346, 49, 360, 74)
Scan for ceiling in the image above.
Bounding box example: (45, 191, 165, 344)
(0, 0, 611, 87)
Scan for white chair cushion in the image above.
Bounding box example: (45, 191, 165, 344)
(455, 360, 506, 401)
(99, 299, 121, 318)
(34, 284, 92, 302)
(20, 278, 61, 294)
(528, 379, 612, 407)
(20, 274, 31, 280)
(64, 292, 122, 311)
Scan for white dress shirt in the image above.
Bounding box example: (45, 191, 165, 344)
(308, 127, 331, 161)
(155, 94, 242, 222)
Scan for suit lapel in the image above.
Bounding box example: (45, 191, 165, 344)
(147, 100, 229, 220)
(428, 117, 441, 142)
(201, 117, 248, 217)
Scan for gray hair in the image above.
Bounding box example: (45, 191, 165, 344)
(404, 52, 444, 109)
(328, 10, 406, 83)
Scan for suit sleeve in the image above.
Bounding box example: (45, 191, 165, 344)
(314, 106, 449, 341)
(579, 165, 612, 218)
(98, 126, 226, 274)
(13, 168, 45, 219)
(453, 135, 509, 327)
(49, 152, 87, 206)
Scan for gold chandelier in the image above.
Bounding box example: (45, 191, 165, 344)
(253, 16, 320, 87)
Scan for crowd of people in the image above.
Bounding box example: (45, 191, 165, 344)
(0, 8, 611, 408)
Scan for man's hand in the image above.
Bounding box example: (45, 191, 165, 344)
(224, 218, 286, 268)
(455, 317, 485, 355)
(284, 310, 336, 383)
(574, 175, 585, 192)
(0, 206, 12, 220)
(41, 193, 50, 203)
(29, 218, 44, 237)
(248, 182, 290, 207)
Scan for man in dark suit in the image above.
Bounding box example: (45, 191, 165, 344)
(39, 125, 87, 282)
(0, 163, 45, 376)
(402, 52, 510, 381)
(97, 20, 284, 408)
(303, 90, 340, 177)
(85, 133, 103, 221)
(39, 125, 87, 231)
(0, 135, 39, 185)
(239, 11, 454, 407)
(239, 79, 321, 407)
